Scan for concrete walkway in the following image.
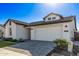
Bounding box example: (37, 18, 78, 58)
(0, 48, 28, 56)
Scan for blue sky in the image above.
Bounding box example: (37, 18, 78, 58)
(0, 3, 79, 30)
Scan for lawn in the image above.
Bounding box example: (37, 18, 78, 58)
(0, 41, 16, 48)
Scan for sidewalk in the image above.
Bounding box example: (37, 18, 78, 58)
(0, 48, 28, 56)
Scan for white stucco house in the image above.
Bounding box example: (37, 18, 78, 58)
(3, 12, 77, 41)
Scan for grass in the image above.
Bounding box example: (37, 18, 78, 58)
(0, 41, 16, 48)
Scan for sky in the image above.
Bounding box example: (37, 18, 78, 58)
(0, 3, 79, 30)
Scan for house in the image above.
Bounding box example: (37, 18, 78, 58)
(0, 24, 4, 38)
(4, 12, 77, 41)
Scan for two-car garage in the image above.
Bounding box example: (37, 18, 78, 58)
(31, 24, 63, 41)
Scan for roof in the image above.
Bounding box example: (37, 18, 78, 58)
(3, 14, 76, 30)
(29, 16, 75, 26)
(4, 19, 29, 26)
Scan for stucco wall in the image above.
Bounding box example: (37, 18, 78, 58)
(69, 19, 76, 40)
(16, 24, 30, 40)
(0, 26, 4, 37)
(4, 21, 16, 39)
(4, 21, 30, 40)
(62, 23, 71, 41)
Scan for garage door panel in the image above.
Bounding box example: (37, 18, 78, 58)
(36, 28, 50, 41)
(32, 27, 62, 41)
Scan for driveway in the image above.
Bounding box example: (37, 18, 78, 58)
(6, 40, 56, 56)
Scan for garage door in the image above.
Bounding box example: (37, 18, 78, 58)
(31, 27, 62, 41)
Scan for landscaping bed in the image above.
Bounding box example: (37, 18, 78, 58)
(50, 44, 78, 56)
(49, 39, 75, 56)
(50, 46, 70, 56)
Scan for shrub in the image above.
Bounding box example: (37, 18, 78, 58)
(53, 39, 68, 50)
(18, 38, 25, 42)
(4, 38, 13, 41)
(4, 38, 17, 42)
(10, 39, 18, 42)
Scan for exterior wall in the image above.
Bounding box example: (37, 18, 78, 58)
(69, 19, 76, 40)
(16, 24, 30, 40)
(4, 21, 16, 39)
(0, 26, 4, 37)
(4, 21, 30, 40)
(44, 14, 61, 21)
(62, 19, 76, 41)
(62, 23, 71, 41)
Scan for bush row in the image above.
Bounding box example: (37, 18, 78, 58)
(3, 38, 25, 42)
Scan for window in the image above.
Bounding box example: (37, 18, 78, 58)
(9, 28, 12, 36)
(52, 17, 56, 19)
(64, 30, 68, 32)
(9, 21, 11, 25)
(48, 18, 51, 20)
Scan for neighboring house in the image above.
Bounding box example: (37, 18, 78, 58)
(0, 24, 4, 38)
(4, 12, 77, 41)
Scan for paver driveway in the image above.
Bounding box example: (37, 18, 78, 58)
(8, 40, 56, 56)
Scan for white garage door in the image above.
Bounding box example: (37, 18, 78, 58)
(31, 27, 62, 41)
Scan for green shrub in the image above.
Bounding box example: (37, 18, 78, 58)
(18, 38, 25, 42)
(4, 38, 17, 42)
(10, 39, 18, 42)
(53, 39, 68, 47)
(4, 38, 13, 41)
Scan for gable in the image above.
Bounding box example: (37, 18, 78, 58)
(4, 19, 29, 27)
(43, 13, 63, 21)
